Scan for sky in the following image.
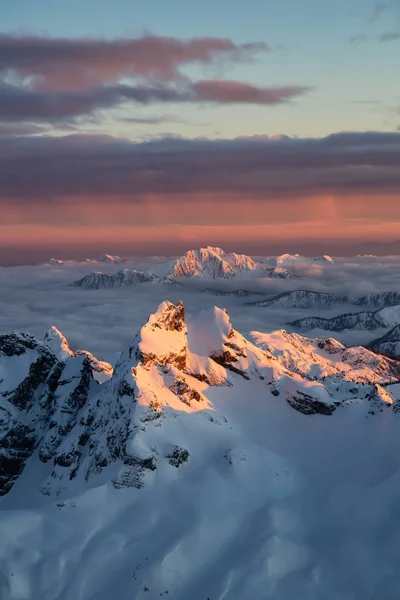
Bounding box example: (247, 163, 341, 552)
(0, 0, 400, 263)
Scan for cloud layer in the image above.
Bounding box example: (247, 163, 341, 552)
(0, 33, 310, 124)
(1, 257, 400, 356)
(0, 131, 399, 200)
(0, 80, 309, 121)
(0, 34, 268, 89)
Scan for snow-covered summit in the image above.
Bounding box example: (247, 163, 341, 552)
(150, 246, 295, 280)
(93, 254, 123, 264)
(43, 326, 74, 361)
(151, 246, 257, 279)
(48, 258, 64, 266)
(267, 253, 335, 267)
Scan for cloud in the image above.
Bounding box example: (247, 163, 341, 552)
(371, 3, 387, 22)
(0, 131, 399, 201)
(379, 31, 400, 41)
(349, 34, 369, 44)
(0, 122, 48, 136)
(123, 115, 186, 125)
(191, 80, 309, 104)
(0, 80, 310, 121)
(0, 34, 268, 90)
(1, 257, 400, 356)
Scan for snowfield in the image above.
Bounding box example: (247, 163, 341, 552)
(1, 297, 400, 599)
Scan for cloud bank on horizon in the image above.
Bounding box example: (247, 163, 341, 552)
(0, 0, 399, 261)
(0, 131, 399, 261)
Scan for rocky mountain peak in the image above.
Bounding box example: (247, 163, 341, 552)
(43, 326, 74, 362)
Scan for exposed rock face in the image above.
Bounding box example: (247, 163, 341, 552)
(286, 391, 336, 416)
(0, 333, 98, 496)
(166, 446, 190, 467)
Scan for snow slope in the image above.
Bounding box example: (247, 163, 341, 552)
(1, 303, 400, 599)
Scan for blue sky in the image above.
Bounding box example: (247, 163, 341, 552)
(2, 0, 399, 138)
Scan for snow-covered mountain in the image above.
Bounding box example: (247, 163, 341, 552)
(71, 269, 177, 290)
(354, 291, 400, 310)
(265, 253, 335, 268)
(2, 301, 400, 499)
(249, 290, 348, 309)
(71, 248, 295, 288)
(48, 258, 64, 266)
(87, 254, 124, 264)
(151, 246, 257, 279)
(151, 246, 295, 280)
(291, 305, 400, 332)
(1, 302, 400, 598)
(369, 325, 400, 359)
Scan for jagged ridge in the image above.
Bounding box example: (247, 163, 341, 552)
(1, 301, 400, 499)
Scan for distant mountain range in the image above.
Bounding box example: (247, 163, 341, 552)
(248, 290, 348, 309)
(369, 325, 400, 359)
(264, 253, 335, 268)
(290, 305, 400, 332)
(249, 290, 400, 311)
(70, 269, 179, 290)
(70, 247, 297, 289)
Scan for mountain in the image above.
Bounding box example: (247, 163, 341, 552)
(268, 266, 295, 278)
(71, 248, 295, 289)
(151, 246, 258, 279)
(266, 253, 335, 268)
(248, 290, 349, 309)
(151, 246, 294, 280)
(86, 254, 124, 264)
(369, 325, 400, 359)
(44, 325, 113, 383)
(48, 258, 64, 266)
(70, 269, 177, 290)
(2, 301, 400, 496)
(2, 302, 400, 598)
(290, 305, 400, 332)
(354, 292, 400, 310)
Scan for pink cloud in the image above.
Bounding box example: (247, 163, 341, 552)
(371, 3, 387, 22)
(192, 80, 310, 104)
(0, 34, 268, 90)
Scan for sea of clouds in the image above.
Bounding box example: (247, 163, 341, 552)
(1, 255, 400, 361)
